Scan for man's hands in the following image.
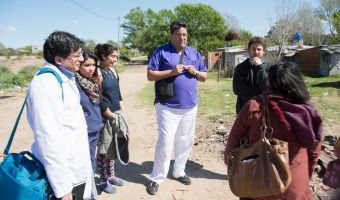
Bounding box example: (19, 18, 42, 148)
(171, 64, 196, 76)
(171, 64, 185, 75)
(184, 65, 197, 76)
(249, 57, 262, 66)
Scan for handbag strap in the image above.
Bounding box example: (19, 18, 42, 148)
(3, 95, 27, 155)
(259, 94, 274, 137)
(260, 94, 270, 126)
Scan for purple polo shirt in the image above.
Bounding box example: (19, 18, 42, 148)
(148, 43, 207, 108)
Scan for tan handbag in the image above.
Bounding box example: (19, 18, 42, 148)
(227, 95, 292, 197)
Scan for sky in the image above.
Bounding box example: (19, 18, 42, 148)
(0, 0, 321, 49)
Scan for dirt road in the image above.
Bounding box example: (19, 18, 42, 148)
(0, 65, 236, 200)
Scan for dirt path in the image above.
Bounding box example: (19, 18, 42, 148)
(0, 65, 236, 200)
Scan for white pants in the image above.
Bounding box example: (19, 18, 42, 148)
(150, 103, 198, 184)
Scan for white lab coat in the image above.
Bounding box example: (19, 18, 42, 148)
(26, 62, 97, 199)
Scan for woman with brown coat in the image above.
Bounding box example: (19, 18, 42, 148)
(224, 61, 322, 199)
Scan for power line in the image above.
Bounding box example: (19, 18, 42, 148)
(192, 0, 267, 35)
(70, 0, 116, 20)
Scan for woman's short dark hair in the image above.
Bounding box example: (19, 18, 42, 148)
(94, 44, 118, 62)
(268, 61, 310, 103)
(43, 31, 84, 65)
(170, 20, 187, 34)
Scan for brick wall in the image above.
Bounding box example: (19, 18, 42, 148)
(202, 52, 222, 69)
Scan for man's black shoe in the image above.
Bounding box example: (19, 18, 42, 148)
(146, 181, 159, 195)
(176, 175, 191, 185)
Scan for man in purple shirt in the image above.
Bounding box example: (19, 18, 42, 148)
(146, 20, 208, 195)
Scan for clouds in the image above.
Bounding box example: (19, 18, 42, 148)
(0, 25, 17, 32)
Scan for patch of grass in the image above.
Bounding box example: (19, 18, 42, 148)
(137, 71, 340, 124)
(0, 66, 16, 88)
(16, 66, 40, 86)
(0, 65, 123, 90)
(197, 76, 236, 120)
(137, 80, 155, 108)
(0, 66, 40, 89)
(304, 75, 340, 125)
(137, 70, 237, 121)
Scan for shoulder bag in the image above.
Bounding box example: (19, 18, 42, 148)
(227, 94, 292, 197)
(0, 68, 63, 199)
(0, 96, 53, 200)
(155, 47, 185, 102)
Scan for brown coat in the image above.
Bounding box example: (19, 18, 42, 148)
(224, 95, 321, 200)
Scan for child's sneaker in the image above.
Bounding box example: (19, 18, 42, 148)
(99, 181, 117, 194)
(108, 176, 124, 186)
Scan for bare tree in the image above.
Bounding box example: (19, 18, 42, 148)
(315, 0, 340, 35)
(223, 12, 240, 31)
(268, 0, 301, 61)
(296, 2, 325, 45)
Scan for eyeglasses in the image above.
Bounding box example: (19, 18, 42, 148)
(68, 51, 84, 60)
(173, 33, 188, 39)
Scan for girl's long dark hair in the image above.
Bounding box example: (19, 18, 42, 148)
(268, 61, 310, 103)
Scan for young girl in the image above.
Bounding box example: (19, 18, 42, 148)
(94, 44, 125, 194)
(75, 49, 102, 173)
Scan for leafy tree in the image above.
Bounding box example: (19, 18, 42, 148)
(134, 9, 174, 58)
(332, 10, 340, 34)
(121, 4, 227, 57)
(315, 0, 340, 35)
(84, 39, 97, 51)
(238, 30, 253, 41)
(107, 40, 118, 47)
(121, 7, 148, 48)
(329, 34, 340, 43)
(175, 3, 226, 52)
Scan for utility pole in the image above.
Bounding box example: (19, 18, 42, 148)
(117, 16, 120, 63)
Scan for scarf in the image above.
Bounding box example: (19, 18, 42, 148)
(265, 92, 323, 147)
(75, 72, 99, 104)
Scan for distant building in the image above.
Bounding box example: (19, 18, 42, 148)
(202, 46, 248, 78)
(320, 45, 340, 76)
(203, 46, 248, 69)
(32, 45, 43, 54)
(280, 45, 320, 75)
(273, 45, 340, 76)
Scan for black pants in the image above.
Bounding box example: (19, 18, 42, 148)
(49, 183, 86, 200)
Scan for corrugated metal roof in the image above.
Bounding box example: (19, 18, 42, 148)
(321, 45, 340, 54)
(285, 52, 296, 57)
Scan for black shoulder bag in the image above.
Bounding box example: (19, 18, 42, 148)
(155, 48, 185, 102)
